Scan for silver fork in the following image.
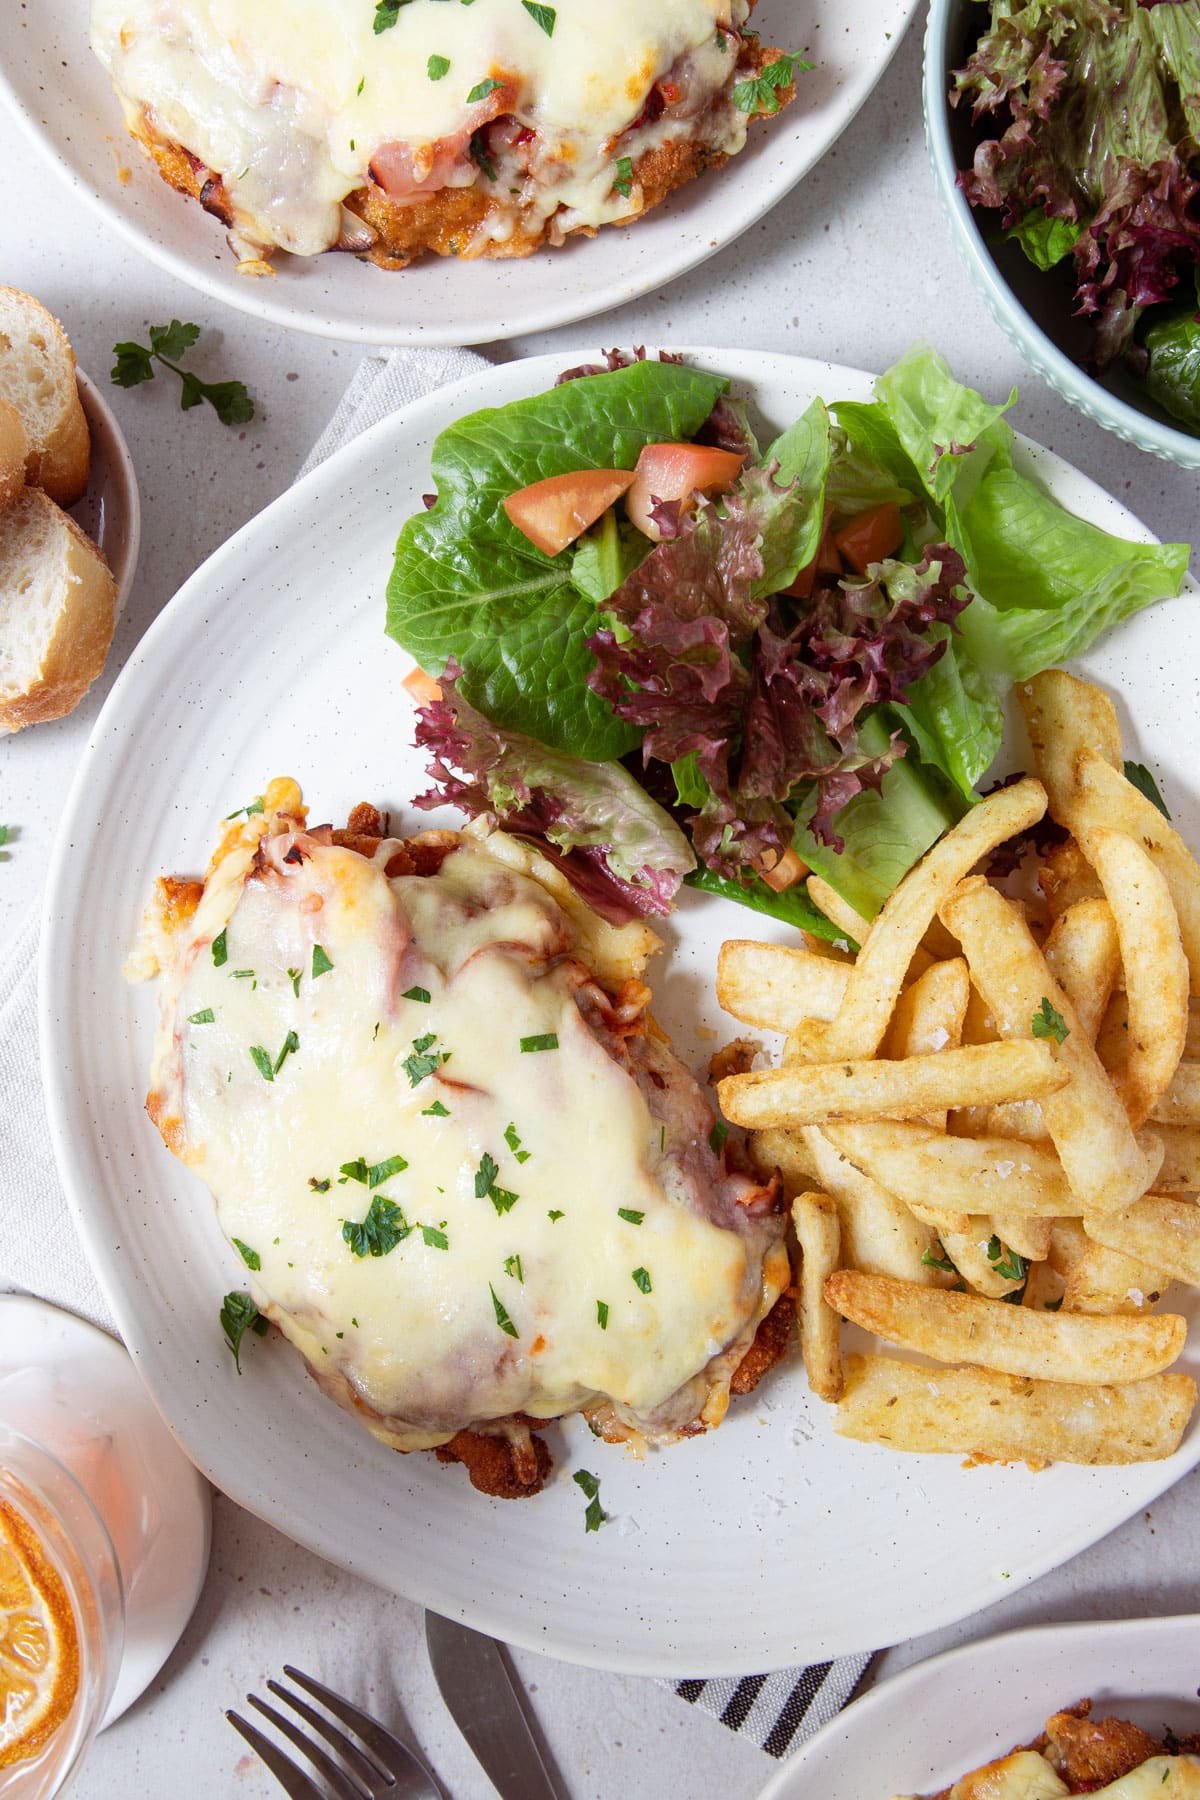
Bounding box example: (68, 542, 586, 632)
(227, 1664, 446, 1800)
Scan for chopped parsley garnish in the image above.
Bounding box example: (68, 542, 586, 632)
(427, 53, 450, 80)
(1124, 760, 1171, 819)
(1031, 996, 1069, 1044)
(572, 1468, 607, 1532)
(520, 1033, 559, 1053)
(187, 1007, 215, 1025)
(422, 1099, 451, 1117)
(249, 1045, 275, 1082)
(272, 1030, 299, 1074)
(224, 796, 265, 820)
(111, 321, 254, 425)
(232, 969, 256, 982)
(211, 928, 228, 968)
(708, 1120, 729, 1154)
(716, 27, 727, 50)
(342, 1196, 410, 1258)
(309, 1177, 331, 1192)
(339, 1157, 369, 1185)
(548, 1209, 564, 1222)
(521, 2, 555, 34)
(922, 1247, 957, 1273)
(490, 1283, 519, 1338)
(613, 155, 634, 198)
(631, 1266, 652, 1294)
(504, 1122, 531, 1163)
(468, 129, 497, 181)
(403, 1031, 449, 1086)
(467, 76, 503, 103)
(987, 1235, 1029, 1284)
(403, 985, 431, 1004)
(357, 75, 365, 94)
(617, 1208, 644, 1225)
(421, 1223, 449, 1250)
(233, 1238, 261, 1272)
(475, 1151, 519, 1215)
(368, 1153, 409, 1187)
(596, 1300, 609, 1329)
(312, 945, 334, 979)
(220, 1291, 267, 1371)
(373, 0, 409, 32)
(504, 1253, 524, 1283)
(288, 967, 302, 997)
(731, 52, 807, 116)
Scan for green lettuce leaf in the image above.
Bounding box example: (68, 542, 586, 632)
(873, 345, 1017, 506)
(1003, 206, 1085, 272)
(1142, 301, 1200, 432)
(386, 360, 726, 760)
(683, 864, 850, 944)
(895, 633, 1005, 801)
(752, 397, 832, 596)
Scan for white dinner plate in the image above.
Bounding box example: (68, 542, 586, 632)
(759, 1613, 1200, 1798)
(41, 348, 1200, 1676)
(1, 2, 916, 344)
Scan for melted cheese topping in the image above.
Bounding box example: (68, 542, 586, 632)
(148, 822, 778, 1450)
(895, 1752, 1200, 1800)
(91, 0, 747, 256)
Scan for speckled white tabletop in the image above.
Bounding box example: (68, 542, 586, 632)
(2, 16, 1199, 1798)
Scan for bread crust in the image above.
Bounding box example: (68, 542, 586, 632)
(0, 400, 27, 513)
(0, 288, 90, 507)
(0, 490, 117, 733)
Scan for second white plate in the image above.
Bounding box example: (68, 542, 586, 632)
(41, 348, 1200, 1675)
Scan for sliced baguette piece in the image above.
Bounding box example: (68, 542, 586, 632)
(0, 288, 89, 505)
(0, 488, 117, 732)
(0, 399, 27, 511)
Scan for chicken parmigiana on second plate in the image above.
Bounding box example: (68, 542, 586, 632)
(136, 781, 788, 1496)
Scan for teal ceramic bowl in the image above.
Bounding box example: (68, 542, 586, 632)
(923, 0, 1200, 470)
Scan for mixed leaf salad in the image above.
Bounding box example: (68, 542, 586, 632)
(951, 0, 1200, 431)
(386, 346, 1188, 938)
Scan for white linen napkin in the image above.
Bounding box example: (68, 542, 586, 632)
(2, 346, 870, 1758)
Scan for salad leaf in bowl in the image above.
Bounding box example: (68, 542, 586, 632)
(387, 347, 1189, 933)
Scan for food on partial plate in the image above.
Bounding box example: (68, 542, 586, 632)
(91, 0, 800, 271)
(717, 670, 1200, 1468)
(893, 1698, 1200, 1798)
(387, 346, 1188, 942)
(0, 491, 118, 735)
(950, 0, 1200, 433)
(0, 289, 89, 506)
(135, 782, 789, 1497)
(0, 290, 119, 733)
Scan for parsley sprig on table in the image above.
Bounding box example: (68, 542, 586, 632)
(111, 321, 255, 426)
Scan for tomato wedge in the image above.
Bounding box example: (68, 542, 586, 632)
(402, 666, 442, 706)
(625, 443, 745, 540)
(503, 468, 636, 557)
(833, 501, 905, 576)
(784, 526, 844, 599)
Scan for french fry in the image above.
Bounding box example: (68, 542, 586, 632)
(793, 1192, 843, 1402)
(1149, 1062, 1200, 1127)
(1050, 1220, 1170, 1316)
(1017, 669, 1122, 823)
(805, 876, 869, 950)
(1084, 1195, 1200, 1289)
(1074, 749, 1200, 994)
(990, 1215, 1054, 1265)
(1075, 827, 1188, 1128)
(716, 941, 850, 1031)
(1145, 1123, 1200, 1193)
(718, 1040, 1067, 1130)
(835, 1355, 1195, 1465)
(794, 1126, 945, 1285)
(803, 779, 1048, 1062)
(823, 1120, 1075, 1217)
(1039, 839, 1104, 922)
(748, 1126, 820, 1196)
(1189, 1002, 1200, 1060)
(825, 1269, 1185, 1384)
(949, 983, 1000, 1138)
(941, 877, 1158, 1214)
(1041, 899, 1121, 1042)
(882, 956, 970, 1129)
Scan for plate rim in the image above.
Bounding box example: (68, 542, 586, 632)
(757, 1613, 1200, 1798)
(0, 3, 921, 344)
(38, 344, 1200, 1676)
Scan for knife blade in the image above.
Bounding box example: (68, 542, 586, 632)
(424, 1611, 565, 1800)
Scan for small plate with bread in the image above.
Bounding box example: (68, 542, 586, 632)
(0, 287, 139, 735)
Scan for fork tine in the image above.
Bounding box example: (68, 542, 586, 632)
(226, 1709, 330, 1800)
(282, 1665, 437, 1790)
(247, 1693, 369, 1800)
(266, 1679, 393, 1794)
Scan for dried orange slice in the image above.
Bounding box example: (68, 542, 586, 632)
(0, 1500, 79, 1768)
